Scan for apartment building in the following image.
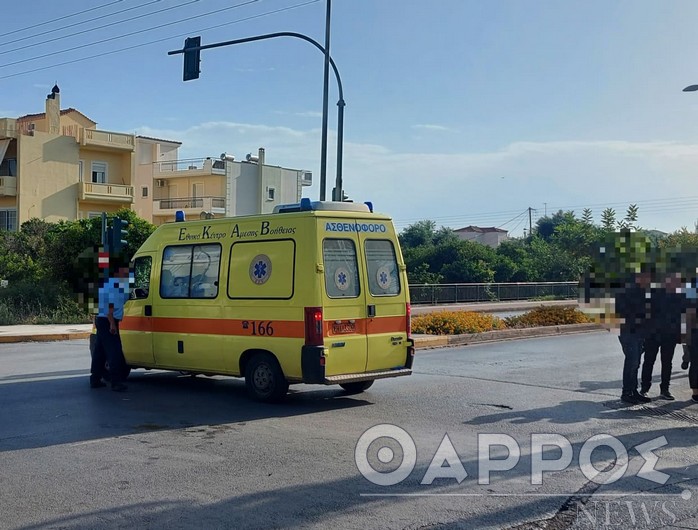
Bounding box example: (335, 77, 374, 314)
(142, 145, 313, 225)
(0, 85, 135, 230)
(0, 87, 312, 230)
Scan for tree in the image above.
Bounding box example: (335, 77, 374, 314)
(618, 204, 640, 231)
(535, 210, 576, 241)
(581, 208, 593, 225)
(399, 220, 436, 249)
(601, 208, 617, 231)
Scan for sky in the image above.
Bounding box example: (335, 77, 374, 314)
(4, 0, 698, 235)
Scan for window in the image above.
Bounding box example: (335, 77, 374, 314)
(266, 186, 276, 201)
(323, 239, 360, 298)
(0, 158, 17, 177)
(91, 161, 107, 183)
(160, 244, 221, 299)
(0, 209, 17, 231)
(78, 160, 84, 182)
(228, 240, 295, 299)
(142, 186, 148, 198)
(131, 256, 152, 299)
(365, 240, 401, 296)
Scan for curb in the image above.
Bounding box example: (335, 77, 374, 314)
(0, 324, 603, 346)
(414, 323, 603, 349)
(0, 332, 91, 344)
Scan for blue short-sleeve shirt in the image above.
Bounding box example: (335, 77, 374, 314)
(98, 277, 131, 320)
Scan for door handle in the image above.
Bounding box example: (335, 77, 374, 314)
(367, 304, 376, 318)
(145, 305, 152, 317)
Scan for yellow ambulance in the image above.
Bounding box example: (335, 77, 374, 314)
(120, 199, 414, 402)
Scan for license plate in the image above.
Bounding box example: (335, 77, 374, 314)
(332, 321, 356, 334)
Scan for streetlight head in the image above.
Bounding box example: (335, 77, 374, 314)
(683, 85, 698, 92)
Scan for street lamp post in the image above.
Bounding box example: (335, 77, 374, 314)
(169, 32, 346, 202)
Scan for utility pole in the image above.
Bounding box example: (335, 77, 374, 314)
(528, 207, 533, 236)
(319, 0, 332, 201)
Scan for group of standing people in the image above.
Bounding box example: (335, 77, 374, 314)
(615, 266, 698, 404)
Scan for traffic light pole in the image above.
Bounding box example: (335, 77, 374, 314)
(169, 30, 346, 202)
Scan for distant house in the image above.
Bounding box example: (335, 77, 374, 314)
(454, 226, 508, 248)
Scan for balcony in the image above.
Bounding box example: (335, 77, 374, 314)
(0, 176, 17, 196)
(79, 182, 134, 204)
(153, 158, 227, 181)
(80, 128, 135, 151)
(153, 196, 226, 217)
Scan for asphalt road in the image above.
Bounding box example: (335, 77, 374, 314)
(1, 333, 698, 529)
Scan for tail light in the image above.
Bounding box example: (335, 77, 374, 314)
(304, 306, 324, 346)
(406, 302, 412, 338)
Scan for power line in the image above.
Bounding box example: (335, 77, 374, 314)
(0, 0, 162, 49)
(0, 0, 206, 63)
(0, 0, 320, 81)
(3, 0, 125, 38)
(496, 209, 528, 230)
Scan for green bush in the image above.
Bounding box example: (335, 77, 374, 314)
(412, 311, 505, 335)
(504, 305, 592, 328)
(411, 305, 592, 335)
(0, 280, 89, 325)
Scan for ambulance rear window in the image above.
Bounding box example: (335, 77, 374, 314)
(365, 240, 401, 296)
(323, 239, 360, 298)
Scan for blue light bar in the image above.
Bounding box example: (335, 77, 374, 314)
(175, 210, 186, 222)
(300, 198, 312, 211)
(364, 201, 373, 213)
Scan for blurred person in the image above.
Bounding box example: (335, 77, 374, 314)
(615, 268, 652, 404)
(93, 262, 131, 392)
(640, 271, 684, 400)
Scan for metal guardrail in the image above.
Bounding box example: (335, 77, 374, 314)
(409, 282, 578, 304)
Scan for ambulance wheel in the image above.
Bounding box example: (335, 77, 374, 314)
(245, 353, 289, 402)
(340, 380, 374, 394)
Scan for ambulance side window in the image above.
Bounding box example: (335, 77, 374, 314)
(365, 240, 401, 296)
(323, 239, 360, 298)
(161, 244, 221, 299)
(131, 256, 152, 299)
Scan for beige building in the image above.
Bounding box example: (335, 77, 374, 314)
(454, 225, 509, 248)
(0, 85, 135, 229)
(139, 144, 313, 226)
(0, 87, 311, 230)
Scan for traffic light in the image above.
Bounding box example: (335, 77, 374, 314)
(110, 217, 129, 255)
(183, 36, 201, 81)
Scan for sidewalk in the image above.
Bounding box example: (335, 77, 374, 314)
(0, 299, 596, 346)
(0, 324, 93, 343)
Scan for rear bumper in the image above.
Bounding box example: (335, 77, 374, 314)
(325, 368, 412, 384)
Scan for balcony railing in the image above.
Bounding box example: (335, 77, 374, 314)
(153, 196, 226, 216)
(409, 282, 579, 304)
(81, 129, 135, 151)
(79, 182, 134, 203)
(0, 176, 17, 196)
(153, 157, 227, 178)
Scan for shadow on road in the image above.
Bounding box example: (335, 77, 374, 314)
(0, 370, 371, 453)
(11, 424, 697, 530)
(465, 395, 698, 426)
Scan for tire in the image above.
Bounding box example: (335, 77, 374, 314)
(340, 380, 374, 394)
(245, 353, 289, 402)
